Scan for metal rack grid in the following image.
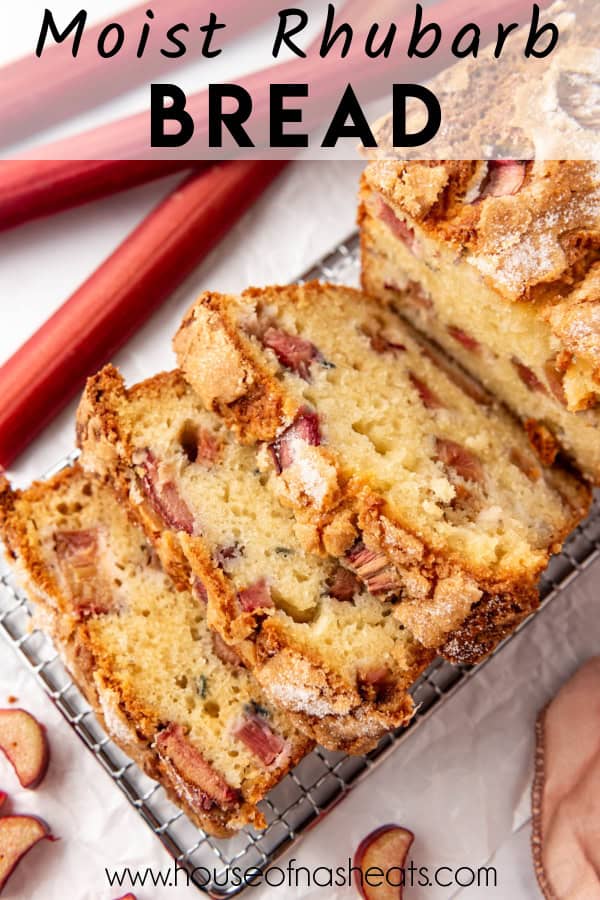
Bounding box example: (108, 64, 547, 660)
(1, 234, 599, 898)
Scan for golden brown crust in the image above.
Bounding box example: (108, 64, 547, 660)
(172, 285, 590, 663)
(175, 294, 295, 442)
(0, 467, 310, 834)
(363, 161, 600, 304)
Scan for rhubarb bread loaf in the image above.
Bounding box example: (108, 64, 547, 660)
(76, 367, 433, 753)
(0, 465, 312, 835)
(360, 160, 600, 481)
(173, 283, 591, 663)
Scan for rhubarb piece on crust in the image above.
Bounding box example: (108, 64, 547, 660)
(75, 367, 433, 753)
(173, 282, 590, 664)
(359, 160, 600, 481)
(0, 466, 311, 835)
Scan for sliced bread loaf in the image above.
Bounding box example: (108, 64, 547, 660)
(0, 465, 312, 835)
(172, 282, 591, 663)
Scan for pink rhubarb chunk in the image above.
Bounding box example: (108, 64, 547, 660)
(269, 408, 321, 474)
(262, 327, 321, 381)
(238, 579, 274, 613)
(233, 711, 286, 766)
(156, 723, 239, 811)
(376, 195, 418, 252)
(435, 437, 484, 485)
(141, 451, 194, 534)
(476, 160, 527, 200)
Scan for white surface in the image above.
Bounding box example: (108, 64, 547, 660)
(0, 160, 598, 899)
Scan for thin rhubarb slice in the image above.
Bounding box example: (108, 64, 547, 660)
(345, 542, 400, 594)
(192, 578, 208, 605)
(233, 710, 286, 766)
(140, 451, 195, 534)
(0, 709, 49, 789)
(447, 325, 481, 353)
(512, 357, 548, 394)
(353, 824, 414, 899)
(408, 372, 444, 410)
(544, 360, 568, 407)
(376, 195, 417, 252)
(367, 329, 407, 355)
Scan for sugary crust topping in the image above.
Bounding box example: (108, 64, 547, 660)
(174, 293, 294, 442)
(393, 575, 482, 648)
(362, 161, 600, 302)
(440, 589, 539, 665)
(366, 1, 599, 161)
(543, 262, 600, 380)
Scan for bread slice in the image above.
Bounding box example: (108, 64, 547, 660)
(0, 465, 312, 835)
(75, 367, 433, 753)
(359, 161, 600, 482)
(172, 282, 591, 663)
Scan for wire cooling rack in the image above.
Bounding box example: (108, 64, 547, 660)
(1, 234, 599, 898)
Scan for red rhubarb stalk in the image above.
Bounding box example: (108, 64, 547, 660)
(0, 161, 287, 467)
(0, 0, 274, 145)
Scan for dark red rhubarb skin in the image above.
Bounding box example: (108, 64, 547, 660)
(0, 160, 287, 468)
(141, 451, 195, 534)
(0, 160, 196, 233)
(156, 723, 239, 810)
(262, 327, 321, 381)
(269, 409, 321, 474)
(233, 712, 286, 766)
